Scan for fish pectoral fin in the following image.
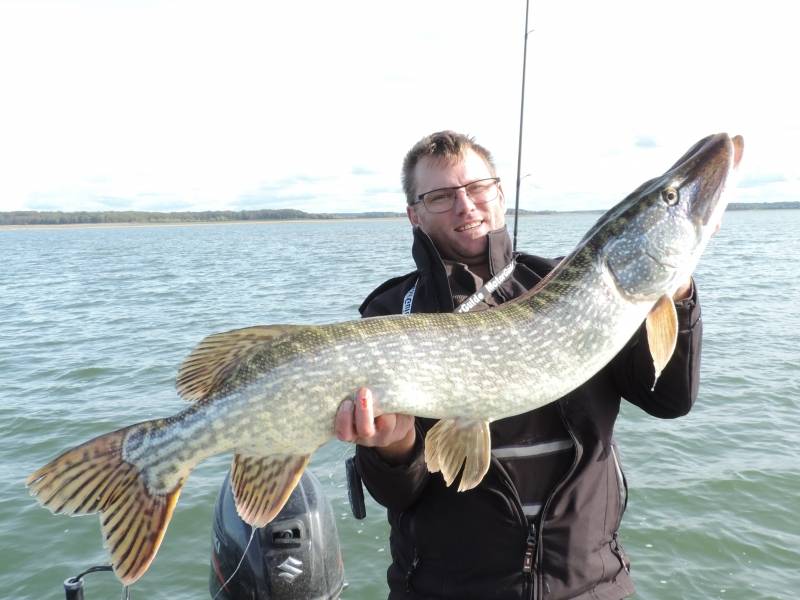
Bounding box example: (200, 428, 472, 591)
(230, 453, 310, 528)
(645, 294, 679, 388)
(176, 325, 308, 402)
(26, 421, 185, 586)
(424, 418, 491, 492)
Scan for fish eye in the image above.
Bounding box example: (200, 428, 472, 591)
(661, 187, 679, 206)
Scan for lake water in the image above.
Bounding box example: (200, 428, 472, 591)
(1, 211, 798, 600)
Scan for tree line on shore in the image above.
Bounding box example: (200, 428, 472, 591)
(0, 209, 404, 226)
(1, 202, 797, 226)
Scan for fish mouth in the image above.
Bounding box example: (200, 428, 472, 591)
(455, 220, 484, 233)
(704, 134, 743, 230)
(732, 135, 744, 169)
(703, 134, 743, 228)
(669, 133, 744, 227)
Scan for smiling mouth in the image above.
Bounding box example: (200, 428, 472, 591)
(455, 220, 483, 232)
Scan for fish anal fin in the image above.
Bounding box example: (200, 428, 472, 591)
(646, 294, 679, 388)
(176, 325, 305, 402)
(26, 422, 187, 586)
(424, 418, 491, 492)
(230, 453, 310, 528)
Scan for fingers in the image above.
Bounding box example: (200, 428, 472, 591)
(374, 413, 393, 435)
(335, 387, 415, 453)
(353, 387, 376, 438)
(335, 387, 376, 443)
(671, 276, 693, 301)
(334, 398, 356, 442)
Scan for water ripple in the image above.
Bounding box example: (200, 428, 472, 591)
(2, 213, 798, 599)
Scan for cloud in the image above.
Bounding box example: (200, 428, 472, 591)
(26, 191, 136, 213)
(738, 173, 788, 188)
(364, 185, 401, 195)
(634, 135, 658, 149)
(0, 1, 796, 214)
(232, 174, 341, 210)
(234, 193, 318, 210)
(351, 166, 377, 176)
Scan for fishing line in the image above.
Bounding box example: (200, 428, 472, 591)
(209, 7, 532, 597)
(208, 6, 534, 589)
(512, 0, 532, 253)
(212, 526, 257, 600)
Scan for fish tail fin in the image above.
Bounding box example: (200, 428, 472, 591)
(26, 422, 185, 585)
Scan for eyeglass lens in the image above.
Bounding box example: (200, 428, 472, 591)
(422, 179, 499, 213)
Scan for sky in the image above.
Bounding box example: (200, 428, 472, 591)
(0, 0, 798, 214)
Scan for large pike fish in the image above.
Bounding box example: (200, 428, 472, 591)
(28, 133, 743, 585)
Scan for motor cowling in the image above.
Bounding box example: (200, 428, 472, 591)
(209, 469, 345, 600)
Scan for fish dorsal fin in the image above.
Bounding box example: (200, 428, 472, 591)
(176, 325, 304, 402)
(230, 453, 310, 527)
(645, 294, 679, 388)
(424, 417, 492, 492)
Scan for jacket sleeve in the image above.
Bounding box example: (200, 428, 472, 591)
(610, 280, 703, 418)
(354, 420, 431, 512)
(359, 272, 418, 317)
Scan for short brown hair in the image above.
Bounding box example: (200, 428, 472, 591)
(402, 131, 496, 205)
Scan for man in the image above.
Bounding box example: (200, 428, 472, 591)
(335, 131, 701, 599)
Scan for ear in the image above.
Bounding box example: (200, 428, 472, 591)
(407, 205, 420, 226)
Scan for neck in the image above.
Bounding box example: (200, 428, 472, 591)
(468, 261, 491, 281)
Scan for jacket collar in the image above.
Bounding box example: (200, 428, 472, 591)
(410, 225, 515, 277)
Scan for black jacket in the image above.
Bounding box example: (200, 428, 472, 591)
(356, 227, 702, 600)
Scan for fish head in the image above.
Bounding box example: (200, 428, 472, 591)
(600, 133, 743, 301)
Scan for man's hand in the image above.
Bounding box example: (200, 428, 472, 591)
(335, 387, 416, 465)
(672, 276, 693, 302)
(669, 214, 725, 302)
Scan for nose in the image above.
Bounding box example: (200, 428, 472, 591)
(452, 188, 477, 213)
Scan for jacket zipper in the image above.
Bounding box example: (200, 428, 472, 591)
(405, 549, 420, 593)
(531, 402, 581, 600)
(490, 457, 534, 599)
(610, 444, 630, 575)
(522, 520, 537, 599)
(610, 444, 628, 524)
(610, 531, 630, 575)
(493, 401, 582, 600)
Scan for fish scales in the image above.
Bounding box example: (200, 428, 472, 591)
(126, 244, 646, 498)
(137, 262, 642, 483)
(27, 133, 743, 585)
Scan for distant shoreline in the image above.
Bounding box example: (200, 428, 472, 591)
(0, 216, 409, 231)
(1, 202, 796, 229)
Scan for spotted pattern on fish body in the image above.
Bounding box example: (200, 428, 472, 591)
(26, 133, 743, 585)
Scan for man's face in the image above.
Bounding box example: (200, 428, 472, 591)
(407, 149, 506, 266)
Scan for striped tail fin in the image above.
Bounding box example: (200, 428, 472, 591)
(26, 422, 185, 585)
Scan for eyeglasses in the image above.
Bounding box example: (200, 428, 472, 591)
(412, 177, 501, 214)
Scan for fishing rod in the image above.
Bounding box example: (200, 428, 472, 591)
(512, 0, 531, 253)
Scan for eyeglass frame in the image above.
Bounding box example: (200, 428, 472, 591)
(410, 177, 502, 213)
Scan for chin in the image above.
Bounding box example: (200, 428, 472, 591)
(456, 242, 488, 260)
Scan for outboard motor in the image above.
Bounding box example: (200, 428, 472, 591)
(209, 469, 345, 600)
